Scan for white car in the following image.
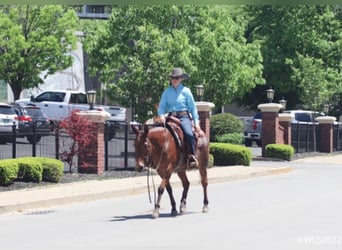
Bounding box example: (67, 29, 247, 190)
(96, 105, 127, 140)
(0, 103, 18, 144)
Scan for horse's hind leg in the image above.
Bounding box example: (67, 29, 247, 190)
(177, 170, 190, 213)
(199, 165, 209, 213)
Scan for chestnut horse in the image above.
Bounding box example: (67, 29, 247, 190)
(131, 118, 209, 218)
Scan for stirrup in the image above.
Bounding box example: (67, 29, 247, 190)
(188, 155, 198, 168)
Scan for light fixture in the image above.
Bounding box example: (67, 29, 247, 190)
(86, 90, 97, 110)
(266, 87, 274, 103)
(323, 103, 329, 115)
(196, 84, 204, 101)
(279, 96, 287, 110)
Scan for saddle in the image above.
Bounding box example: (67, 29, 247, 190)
(165, 116, 185, 149)
(165, 116, 206, 155)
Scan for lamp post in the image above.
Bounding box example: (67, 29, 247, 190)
(279, 96, 287, 110)
(196, 84, 204, 102)
(86, 90, 97, 110)
(266, 87, 274, 103)
(323, 103, 329, 115)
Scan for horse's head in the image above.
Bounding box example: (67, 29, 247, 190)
(131, 124, 150, 172)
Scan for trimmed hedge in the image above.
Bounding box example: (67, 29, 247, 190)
(0, 157, 64, 186)
(0, 159, 19, 186)
(17, 158, 43, 183)
(265, 144, 295, 161)
(210, 143, 252, 166)
(39, 157, 64, 182)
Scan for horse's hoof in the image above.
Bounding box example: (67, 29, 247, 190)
(152, 210, 159, 219)
(171, 209, 178, 217)
(202, 205, 209, 213)
(180, 205, 187, 214)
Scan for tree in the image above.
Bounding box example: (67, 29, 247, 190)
(0, 5, 78, 100)
(238, 5, 342, 112)
(83, 6, 264, 122)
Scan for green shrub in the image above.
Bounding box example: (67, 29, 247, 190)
(208, 154, 214, 168)
(210, 143, 251, 166)
(265, 144, 294, 161)
(210, 113, 243, 142)
(17, 158, 43, 183)
(38, 157, 64, 182)
(0, 159, 19, 186)
(216, 132, 244, 145)
(0, 157, 64, 185)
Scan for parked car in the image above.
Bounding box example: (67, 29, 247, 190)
(244, 112, 262, 147)
(283, 110, 323, 123)
(12, 103, 52, 144)
(0, 103, 18, 144)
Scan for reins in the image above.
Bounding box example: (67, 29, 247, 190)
(145, 123, 168, 204)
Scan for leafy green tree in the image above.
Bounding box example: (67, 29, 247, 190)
(83, 5, 264, 122)
(0, 5, 78, 100)
(238, 5, 341, 112)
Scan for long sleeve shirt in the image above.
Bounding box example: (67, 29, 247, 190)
(158, 83, 199, 126)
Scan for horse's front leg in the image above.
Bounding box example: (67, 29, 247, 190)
(152, 179, 168, 219)
(165, 183, 178, 216)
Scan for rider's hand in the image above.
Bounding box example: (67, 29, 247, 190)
(194, 124, 201, 132)
(159, 115, 166, 124)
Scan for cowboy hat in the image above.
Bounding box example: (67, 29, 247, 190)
(168, 68, 189, 79)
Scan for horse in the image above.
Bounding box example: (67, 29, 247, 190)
(131, 117, 209, 218)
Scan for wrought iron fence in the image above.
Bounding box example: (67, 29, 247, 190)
(0, 123, 136, 172)
(333, 123, 342, 151)
(291, 122, 319, 153)
(291, 121, 342, 153)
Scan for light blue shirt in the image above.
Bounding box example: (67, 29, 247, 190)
(158, 83, 199, 125)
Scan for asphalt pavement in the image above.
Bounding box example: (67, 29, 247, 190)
(0, 152, 341, 215)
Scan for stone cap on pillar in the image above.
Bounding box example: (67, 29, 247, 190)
(77, 110, 110, 123)
(257, 103, 283, 113)
(196, 101, 215, 112)
(316, 116, 336, 124)
(279, 113, 294, 122)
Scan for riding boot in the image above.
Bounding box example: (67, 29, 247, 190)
(188, 142, 198, 168)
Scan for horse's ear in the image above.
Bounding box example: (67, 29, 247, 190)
(131, 125, 139, 135)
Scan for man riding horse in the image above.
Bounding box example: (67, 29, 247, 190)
(157, 67, 200, 168)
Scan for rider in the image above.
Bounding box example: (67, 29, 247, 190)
(157, 67, 200, 167)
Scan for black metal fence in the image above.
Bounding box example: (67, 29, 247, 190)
(0, 123, 136, 172)
(291, 122, 342, 153)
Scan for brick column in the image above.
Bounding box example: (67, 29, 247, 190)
(257, 103, 283, 157)
(76, 111, 110, 175)
(279, 113, 294, 145)
(316, 116, 336, 153)
(196, 101, 215, 142)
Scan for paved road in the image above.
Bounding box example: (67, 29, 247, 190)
(0, 156, 341, 250)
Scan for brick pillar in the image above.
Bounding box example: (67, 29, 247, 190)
(316, 116, 336, 153)
(76, 111, 110, 175)
(196, 101, 215, 142)
(257, 103, 283, 157)
(279, 113, 293, 145)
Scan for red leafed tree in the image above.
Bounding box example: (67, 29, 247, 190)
(59, 110, 98, 173)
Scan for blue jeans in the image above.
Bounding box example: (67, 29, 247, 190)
(178, 114, 195, 155)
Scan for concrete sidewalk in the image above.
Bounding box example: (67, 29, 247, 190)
(0, 165, 293, 215)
